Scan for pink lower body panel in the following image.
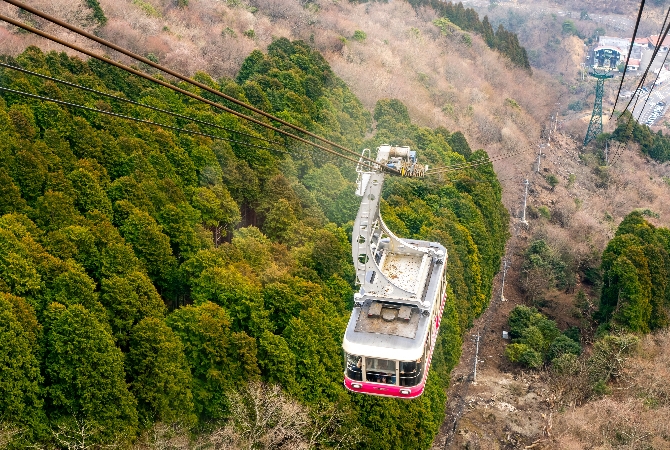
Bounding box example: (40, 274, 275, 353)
(344, 376, 427, 399)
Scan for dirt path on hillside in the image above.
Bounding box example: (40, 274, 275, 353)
(432, 220, 555, 450)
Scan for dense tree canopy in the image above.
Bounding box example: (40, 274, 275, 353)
(597, 211, 670, 332)
(424, 2, 531, 71)
(612, 110, 670, 162)
(0, 42, 508, 449)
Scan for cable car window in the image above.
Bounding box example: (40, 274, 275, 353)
(345, 353, 362, 381)
(365, 358, 396, 385)
(399, 358, 424, 387)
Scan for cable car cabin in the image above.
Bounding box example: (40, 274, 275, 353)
(343, 145, 447, 399)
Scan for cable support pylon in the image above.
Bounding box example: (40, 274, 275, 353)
(0, 0, 396, 173)
(0, 86, 290, 153)
(0, 62, 285, 147)
(583, 70, 613, 147)
(0, 12, 385, 173)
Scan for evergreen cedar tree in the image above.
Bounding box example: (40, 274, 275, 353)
(505, 211, 670, 369)
(598, 211, 670, 333)
(612, 110, 670, 162)
(402, 0, 531, 71)
(0, 42, 508, 449)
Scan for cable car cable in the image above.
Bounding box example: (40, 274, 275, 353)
(611, 8, 670, 165)
(618, 6, 670, 123)
(634, 46, 670, 123)
(0, 62, 285, 147)
(0, 13, 383, 173)
(0, 86, 290, 154)
(0, 0, 389, 172)
(611, 0, 647, 118)
(426, 147, 528, 175)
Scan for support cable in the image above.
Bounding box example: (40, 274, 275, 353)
(0, 62, 285, 147)
(619, 6, 670, 122)
(0, 0, 388, 171)
(0, 13, 383, 172)
(634, 42, 670, 123)
(425, 147, 528, 175)
(0, 86, 289, 153)
(611, 6, 670, 165)
(610, 0, 647, 118)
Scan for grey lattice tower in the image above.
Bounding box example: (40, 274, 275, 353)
(584, 70, 614, 146)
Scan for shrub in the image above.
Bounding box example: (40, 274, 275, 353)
(505, 306, 580, 369)
(547, 335, 581, 360)
(506, 343, 543, 368)
(551, 353, 579, 376)
(85, 0, 107, 25)
(352, 30, 367, 42)
(545, 174, 559, 190)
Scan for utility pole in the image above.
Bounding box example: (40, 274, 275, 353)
(521, 179, 529, 224)
(500, 258, 510, 302)
(548, 105, 560, 148)
(536, 144, 545, 172)
(604, 140, 609, 165)
(472, 332, 480, 383)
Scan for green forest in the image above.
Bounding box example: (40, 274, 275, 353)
(419, 1, 531, 71)
(597, 211, 670, 333)
(612, 110, 670, 162)
(0, 40, 508, 449)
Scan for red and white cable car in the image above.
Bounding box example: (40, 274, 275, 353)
(343, 145, 447, 399)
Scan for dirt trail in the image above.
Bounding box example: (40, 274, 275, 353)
(431, 216, 554, 450)
(432, 132, 578, 450)
(432, 125, 670, 448)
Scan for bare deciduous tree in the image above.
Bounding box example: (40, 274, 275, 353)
(203, 382, 309, 450)
(0, 422, 20, 448)
(51, 416, 119, 450)
(135, 422, 191, 450)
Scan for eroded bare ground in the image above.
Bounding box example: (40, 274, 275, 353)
(432, 219, 555, 450)
(434, 129, 670, 449)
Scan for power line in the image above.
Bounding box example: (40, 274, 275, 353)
(0, 0, 390, 172)
(0, 12, 383, 173)
(610, 0, 647, 118)
(0, 62, 285, 147)
(0, 86, 290, 154)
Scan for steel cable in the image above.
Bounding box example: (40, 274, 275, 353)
(0, 86, 290, 154)
(611, 0, 647, 118)
(609, 6, 670, 165)
(0, 62, 286, 147)
(0, 13, 383, 172)
(0, 0, 393, 172)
